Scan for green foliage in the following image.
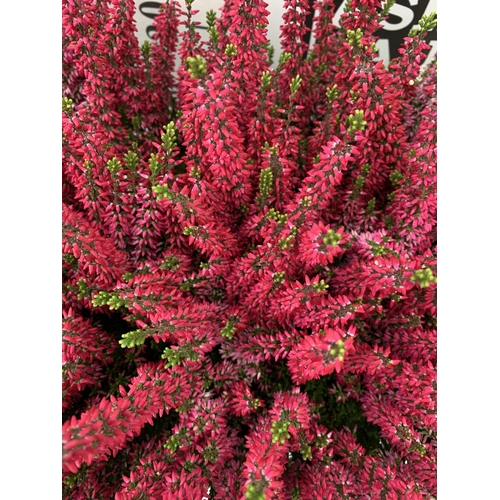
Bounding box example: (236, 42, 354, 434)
(141, 40, 151, 62)
(203, 441, 220, 463)
(266, 43, 275, 65)
(303, 375, 386, 454)
(246, 484, 266, 500)
(119, 329, 147, 348)
(366, 197, 376, 214)
(161, 344, 199, 368)
(409, 12, 437, 38)
(389, 170, 403, 185)
(380, 0, 396, 18)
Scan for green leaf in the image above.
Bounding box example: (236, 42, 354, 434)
(119, 330, 147, 348)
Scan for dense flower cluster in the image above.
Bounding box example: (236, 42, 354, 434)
(62, 0, 437, 498)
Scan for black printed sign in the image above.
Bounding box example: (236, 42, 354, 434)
(133, 0, 437, 68)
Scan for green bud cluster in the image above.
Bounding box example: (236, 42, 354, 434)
(152, 184, 173, 200)
(323, 229, 341, 247)
(346, 109, 367, 134)
(206, 9, 219, 45)
(290, 74, 302, 98)
(278, 232, 295, 250)
(261, 70, 272, 91)
(149, 153, 161, 177)
(258, 168, 273, 200)
(124, 151, 139, 172)
(353, 176, 365, 194)
(411, 267, 437, 288)
(389, 170, 403, 185)
(190, 166, 201, 179)
(300, 196, 311, 207)
(106, 157, 122, 177)
(273, 271, 286, 283)
(271, 419, 291, 444)
(361, 163, 371, 176)
(160, 255, 180, 270)
(76, 279, 90, 300)
(164, 433, 182, 453)
(326, 84, 339, 104)
(225, 43, 238, 57)
(261, 142, 278, 155)
(366, 197, 376, 214)
(141, 40, 151, 61)
(409, 12, 437, 38)
(186, 55, 207, 79)
(183, 226, 197, 236)
(313, 279, 329, 292)
(62, 97, 73, 112)
(279, 52, 292, 66)
(162, 344, 199, 368)
(203, 442, 220, 463)
(221, 317, 239, 339)
(315, 435, 329, 448)
(246, 484, 266, 500)
(329, 339, 346, 361)
(346, 28, 363, 49)
(267, 208, 288, 224)
(92, 291, 128, 310)
(300, 443, 312, 460)
(161, 122, 177, 156)
(350, 89, 360, 100)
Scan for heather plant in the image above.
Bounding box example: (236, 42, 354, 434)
(62, 0, 437, 498)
